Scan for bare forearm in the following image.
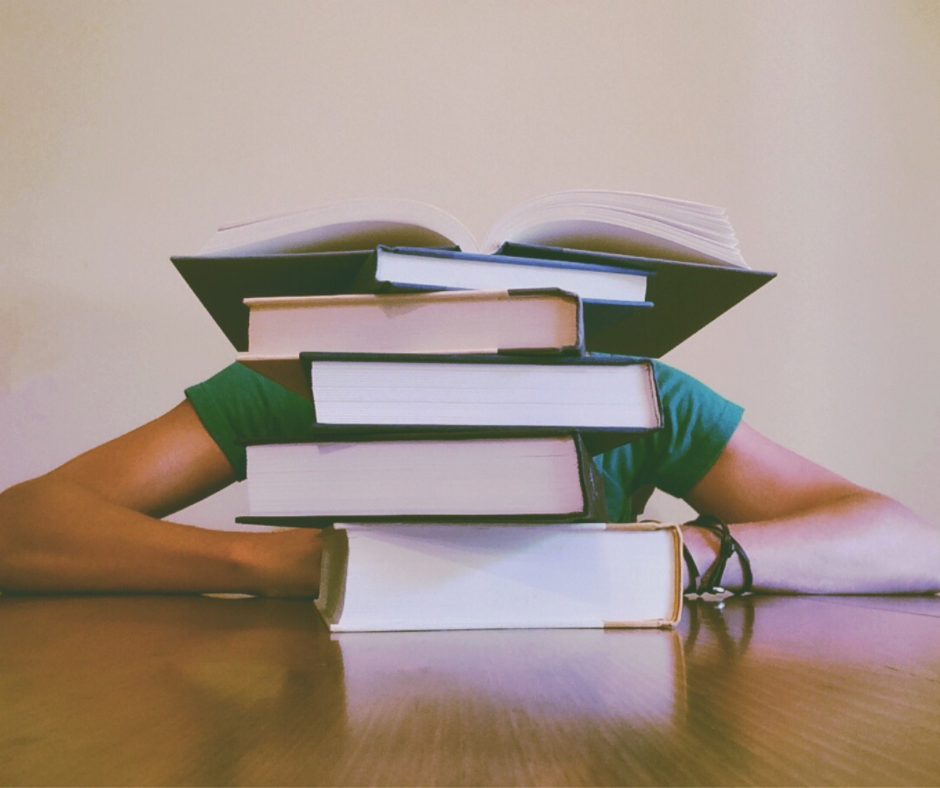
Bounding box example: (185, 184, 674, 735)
(0, 478, 320, 596)
(683, 492, 940, 595)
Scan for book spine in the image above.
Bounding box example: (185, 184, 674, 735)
(604, 523, 684, 625)
(350, 249, 381, 294)
(574, 434, 608, 522)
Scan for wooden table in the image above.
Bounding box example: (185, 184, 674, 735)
(2, 593, 940, 786)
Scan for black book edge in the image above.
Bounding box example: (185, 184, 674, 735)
(300, 350, 650, 366)
(235, 432, 608, 527)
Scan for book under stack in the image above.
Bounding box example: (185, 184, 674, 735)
(173, 191, 775, 632)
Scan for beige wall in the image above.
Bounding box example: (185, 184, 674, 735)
(2, 0, 939, 528)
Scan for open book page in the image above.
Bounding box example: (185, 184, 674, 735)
(195, 191, 745, 267)
(483, 191, 745, 267)
(198, 198, 478, 257)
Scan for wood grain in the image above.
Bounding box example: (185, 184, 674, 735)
(2, 594, 939, 786)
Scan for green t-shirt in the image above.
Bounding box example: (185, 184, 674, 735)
(185, 360, 743, 523)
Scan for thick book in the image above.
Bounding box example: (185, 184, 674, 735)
(236, 288, 586, 397)
(193, 191, 746, 268)
(297, 353, 662, 453)
(236, 431, 607, 525)
(315, 522, 684, 631)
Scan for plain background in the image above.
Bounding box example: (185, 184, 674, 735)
(2, 0, 939, 529)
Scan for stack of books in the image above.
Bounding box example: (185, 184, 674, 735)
(173, 191, 775, 631)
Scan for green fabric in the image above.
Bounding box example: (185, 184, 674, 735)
(185, 360, 743, 521)
(185, 363, 317, 479)
(592, 361, 743, 521)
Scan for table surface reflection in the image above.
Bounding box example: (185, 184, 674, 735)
(2, 593, 940, 786)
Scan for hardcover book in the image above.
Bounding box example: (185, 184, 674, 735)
(363, 245, 651, 305)
(315, 522, 684, 632)
(295, 353, 662, 454)
(236, 431, 607, 525)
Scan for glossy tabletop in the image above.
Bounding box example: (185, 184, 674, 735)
(2, 593, 940, 786)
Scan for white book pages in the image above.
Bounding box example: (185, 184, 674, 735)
(244, 291, 580, 356)
(245, 436, 586, 518)
(199, 199, 478, 257)
(194, 191, 745, 267)
(318, 523, 682, 631)
(482, 190, 745, 268)
(309, 359, 660, 429)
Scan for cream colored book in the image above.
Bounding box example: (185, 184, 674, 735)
(238, 432, 608, 526)
(316, 522, 684, 632)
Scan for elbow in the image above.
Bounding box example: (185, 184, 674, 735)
(857, 489, 933, 527)
(0, 478, 52, 589)
(0, 478, 34, 542)
(0, 476, 46, 520)
(853, 490, 940, 594)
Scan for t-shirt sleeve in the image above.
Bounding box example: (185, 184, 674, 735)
(185, 363, 316, 480)
(645, 361, 744, 498)
(594, 360, 744, 520)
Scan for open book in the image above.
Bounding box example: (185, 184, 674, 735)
(196, 190, 748, 269)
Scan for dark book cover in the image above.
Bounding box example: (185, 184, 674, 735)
(171, 250, 374, 350)
(498, 242, 776, 357)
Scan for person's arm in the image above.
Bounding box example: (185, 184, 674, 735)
(0, 401, 321, 596)
(682, 420, 940, 594)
